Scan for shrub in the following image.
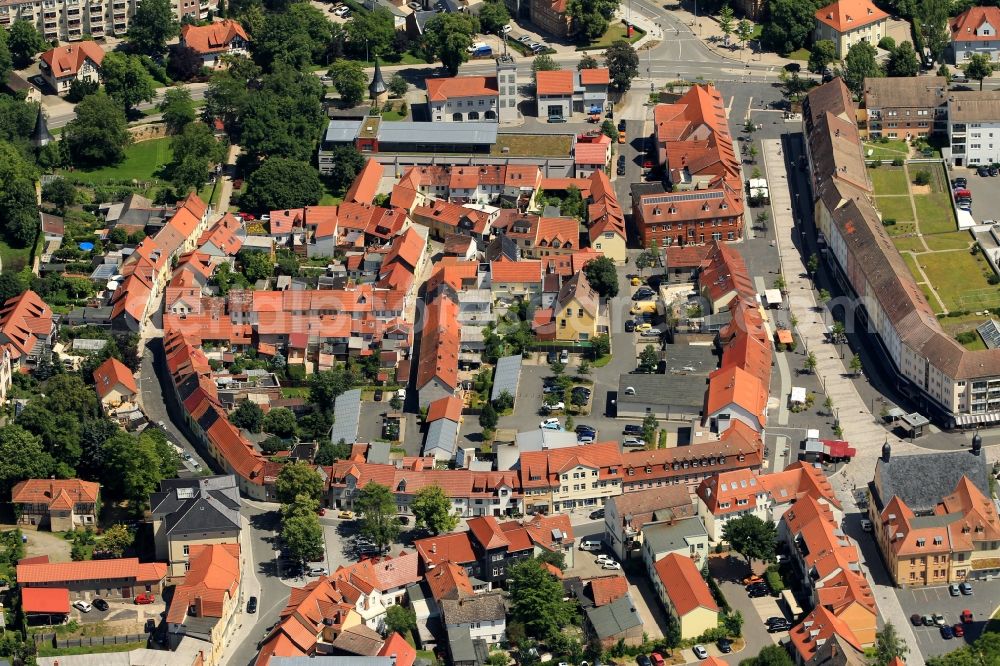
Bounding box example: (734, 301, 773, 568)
(765, 569, 784, 594)
(882, 218, 896, 226)
(286, 364, 306, 381)
(892, 157, 904, 166)
(989, 274, 1000, 285)
(956, 331, 978, 345)
(871, 159, 882, 168)
(914, 170, 931, 185)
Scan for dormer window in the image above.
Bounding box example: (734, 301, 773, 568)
(669, 207, 677, 214)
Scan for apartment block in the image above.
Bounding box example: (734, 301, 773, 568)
(861, 76, 947, 140)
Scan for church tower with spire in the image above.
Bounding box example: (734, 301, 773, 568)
(369, 56, 388, 107)
(31, 107, 53, 148)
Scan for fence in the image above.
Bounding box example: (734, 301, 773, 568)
(33, 633, 147, 648)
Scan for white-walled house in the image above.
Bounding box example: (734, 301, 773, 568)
(951, 6, 1000, 64)
(440, 593, 506, 646)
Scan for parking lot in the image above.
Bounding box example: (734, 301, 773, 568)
(894, 580, 1000, 658)
(949, 166, 1000, 225)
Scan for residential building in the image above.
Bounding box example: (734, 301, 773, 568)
(946, 91, 1000, 166)
(491, 213, 579, 259)
(179, 20, 250, 68)
(423, 395, 463, 461)
(410, 199, 492, 242)
(641, 516, 710, 570)
(649, 553, 719, 639)
(813, 0, 888, 59)
(804, 633, 869, 666)
(867, 441, 1000, 585)
(39, 42, 104, 95)
(520, 441, 624, 514)
(489, 260, 543, 299)
(574, 132, 611, 178)
(704, 365, 768, 434)
(534, 271, 601, 342)
(167, 543, 241, 666)
(697, 462, 840, 542)
(566, 575, 644, 648)
(604, 486, 695, 560)
(861, 76, 947, 140)
(426, 74, 500, 122)
(92, 356, 139, 408)
(16, 557, 167, 599)
(329, 552, 421, 631)
(789, 606, 863, 666)
(392, 164, 540, 208)
(440, 592, 506, 646)
(535, 68, 609, 119)
(636, 85, 743, 247)
(951, 6, 1000, 64)
(149, 476, 242, 578)
(529, 0, 572, 38)
(587, 170, 627, 262)
(0, 290, 54, 370)
(416, 292, 460, 407)
(11, 479, 100, 531)
(804, 78, 1000, 428)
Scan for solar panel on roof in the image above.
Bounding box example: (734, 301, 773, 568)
(642, 190, 724, 206)
(977, 319, 1000, 349)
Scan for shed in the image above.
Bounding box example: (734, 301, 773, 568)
(22, 587, 69, 624)
(490, 355, 522, 404)
(900, 412, 930, 438)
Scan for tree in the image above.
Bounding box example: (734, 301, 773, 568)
(872, 623, 909, 666)
(262, 435, 289, 454)
(64, 92, 131, 167)
(508, 559, 576, 640)
(638, 345, 658, 372)
(818, 289, 831, 305)
(203, 55, 260, 129)
(604, 40, 639, 92)
(917, 0, 949, 63)
(843, 41, 882, 96)
(807, 253, 819, 275)
(937, 63, 951, 81)
(385, 604, 417, 637)
(718, 5, 734, 43)
(966, 52, 994, 90)
(239, 65, 325, 162)
(591, 334, 610, 358)
(831, 321, 845, 343)
(480, 402, 498, 431)
(315, 439, 352, 465)
(166, 43, 204, 81)
(578, 54, 599, 70)
(773, 274, 786, 292)
(641, 413, 657, 446)
(739, 645, 794, 666)
(263, 408, 297, 438)
(282, 509, 325, 563)
(159, 87, 196, 134)
(170, 121, 226, 192)
(421, 12, 479, 76)
(493, 390, 514, 411)
(66, 78, 99, 103)
(567, 0, 615, 41)
(42, 179, 77, 210)
(357, 482, 400, 551)
(101, 523, 135, 558)
(275, 462, 325, 507)
(735, 19, 753, 52)
(582, 256, 619, 298)
(804, 351, 818, 374)
(808, 39, 837, 74)
(884, 40, 919, 78)
(239, 249, 274, 283)
(252, 3, 331, 71)
(242, 158, 322, 212)
(0, 272, 27, 304)
(324, 145, 367, 193)
(127, 0, 179, 55)
(477, 0, 510, 35)
(328, 60, 367, 107)
(411, 484, 459, 534)
(850, 354, 863, 376)
(100, 431, 172, 512)
(388, 73, 409, 98)
(7, 20, 46, 69)
(346, 8, 396, 61)
(0, 425, 54, 497)
(722, 514, 777, 566)
(760, 0, 820, 55)
(230, 399, 264, 433)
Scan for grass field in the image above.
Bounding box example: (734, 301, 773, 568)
(892, 236, 926, 253)
(924, 231, 972, 251)
(874, 196, 914, 221)
(885, 221, 917, 237)
(901, 252, 921, 280)
(870, 168, 909, 195)
(576, 22, 645, 50)
(787, 48, 809, 61)
(914, 193, 958, 234)
(863, 140, 909, 160)
(491, 134, 572, 157)
(64, 138, 172, 185)
(917, 250, 1000, 311)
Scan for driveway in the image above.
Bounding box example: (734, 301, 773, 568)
(895, 581, 1000, 659)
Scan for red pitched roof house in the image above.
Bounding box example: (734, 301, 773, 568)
(426, 75, 500, 122)
(416, 294, 461, 407)
(650, 553, 719, 639)
(536, 68, 610, 120)
(17, 558, 168, 600)
(11, 479, 100, 533)
(344, 158, 385, 205)
(180, 20, 250, 67)
(167, 544, 241, 654)
(22, 587, 70, 619)
(0, 290, 53, 368)
(951, 6, 1000, 62)
(813, 0, 888, 58)
(93, 357, 139, 407)
(40, 42, 104, 95)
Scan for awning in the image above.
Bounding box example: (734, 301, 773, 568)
(790, 387, 807, 404)
(822, 439, 857, 458)
(776, 329, 793, 344)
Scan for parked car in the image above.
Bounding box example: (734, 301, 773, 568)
(542, 401, 565, 412)
(618, 155, 626, 166)
(767, 620, 792, 632)
(635, 322, 653, 332)
(618, 119, 627, 132)
(601, 561, 622, 570)
(575, 424, 596, 435)
(617, 165, 626, 175)
(990, 166, 999, 176)
(953, 177, 968, 188)
(92, 598, 109, 611)
(134, 594, 155, 605)
(911, 613, 923, 626)
(860, 519, 872, 531)
(333, 5, 349, 15)
(960, 582, 973, 595)
(934, 614, 947, 626)
(717, 638, 733, 654)
(637, 656, 652, 666)
(73, 600, 93, 613)
(547, 351, 558, 364)
(748, 587, 770, 598)
(309, 567, 329, 576)
(950, 584, 961, 596)
(766, 616, 788, 627)
(542, 384, 562, 394)
(922, 615, 935, 626)
(501, 23, 512, 33)
(560, 349, 569, 363)
(595, 554, 615, 564)
(579, 539, 603, 551)
(624, 320, 636, 332)
(589, 508, 604, 520)
(941, 625, 954, 640)
(317, 507, 326, 516)
(692, 646, 709, 660)
(623, 424, 643, 435)
(962, 609, 974, 624)
(247, 596, 258, 614)
(518, 35, 531, 43)
(540, 418, 561, 429)
(374, 389, 383, 402)
(618, 131, 626, 144)
(978, 166, 991, 177)
(577, 434, 595, 443)
(572, 387, 592, 398)
(953, 624, 965, 637)
(622, 438, 645, 447)
(650, 653, 665, 666)
(640, 328, 662, 337)
(338, 510, 355, 519)
(632, 287, 655, 300)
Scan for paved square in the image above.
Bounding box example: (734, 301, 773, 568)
(895, 580, 1000, 658)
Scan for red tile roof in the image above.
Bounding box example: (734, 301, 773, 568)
(345, 158, 384, 205)
(467, 516, 510, 550)
(952, 6, 1000, 42)
(413, 532, 476, 568)
(536, 70, 574, 96)
(12, 479, 100, 507)
(579, 68, 610, 85)
(378, 632, 415, 666)
(92, 357, 139, 400)
(22, 587, 70, 614)
(652, 554, 718, 616)
(426, 395, 463, 423)
(181, 19, 249, 54)
(490, 260, 542, 284)
(17, 558, 167, 585)
(705, 365, 768, 428)
(382, 226, 424, 273)
(520, 441, 624, 489)
(789, 605, 862, 662)
(415, 295, 460, 393)
(41, 42, 105, 78)
(167, 544, 240, 623)
(589, 574, 628, 606)
(815, 0, 887, 32)
(0, 290, 53, 359)
(425, 562, 474, 601)
(426, 76, 499, 102)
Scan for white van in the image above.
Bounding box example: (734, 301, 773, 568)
(579, 539, 602, 551)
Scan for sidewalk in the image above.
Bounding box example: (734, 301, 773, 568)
(216, 515, 263, 666)
(661, 5, 792, 68)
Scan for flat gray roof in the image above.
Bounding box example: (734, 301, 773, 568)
(330, 389, 362, 445)
(378, 121, 498, 145)
(662, 345, 717, 376)
(617, 373, 707, 408)
(491, 354, 522, 402)
(642, 516, 708, 556)
(325, 120, 363, 143)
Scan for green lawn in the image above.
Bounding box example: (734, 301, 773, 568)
(63, 138, 172, 185)
(787, 48, 809, 61)
(961, 335, 987, 351)
(874, 196, 914, 222)
(917, 250, 1000, 311)
(0, 238, 33, 272)
(892, 236, 926, 253)
(924, 231, 972, 252)
(319, 182, 344, 207)
(920, 283, 946, 313)
(901, 252, 921, 281)
(885, 221, 917, 237)
(38, 641, 147, 657)
(576, 21, 645, 50)
(913, 193, 957, 234)
(864, 140, 909, 160)
(869, 168, 909, 195)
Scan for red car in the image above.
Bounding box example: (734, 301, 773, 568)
(650, 653, 665, 666)
(962, 609, 974, 624)
(134, 594, 155, 605)
(239, 212, 256, 221)
(953, 624, 965, 637)
(317, 508, 326, 516)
